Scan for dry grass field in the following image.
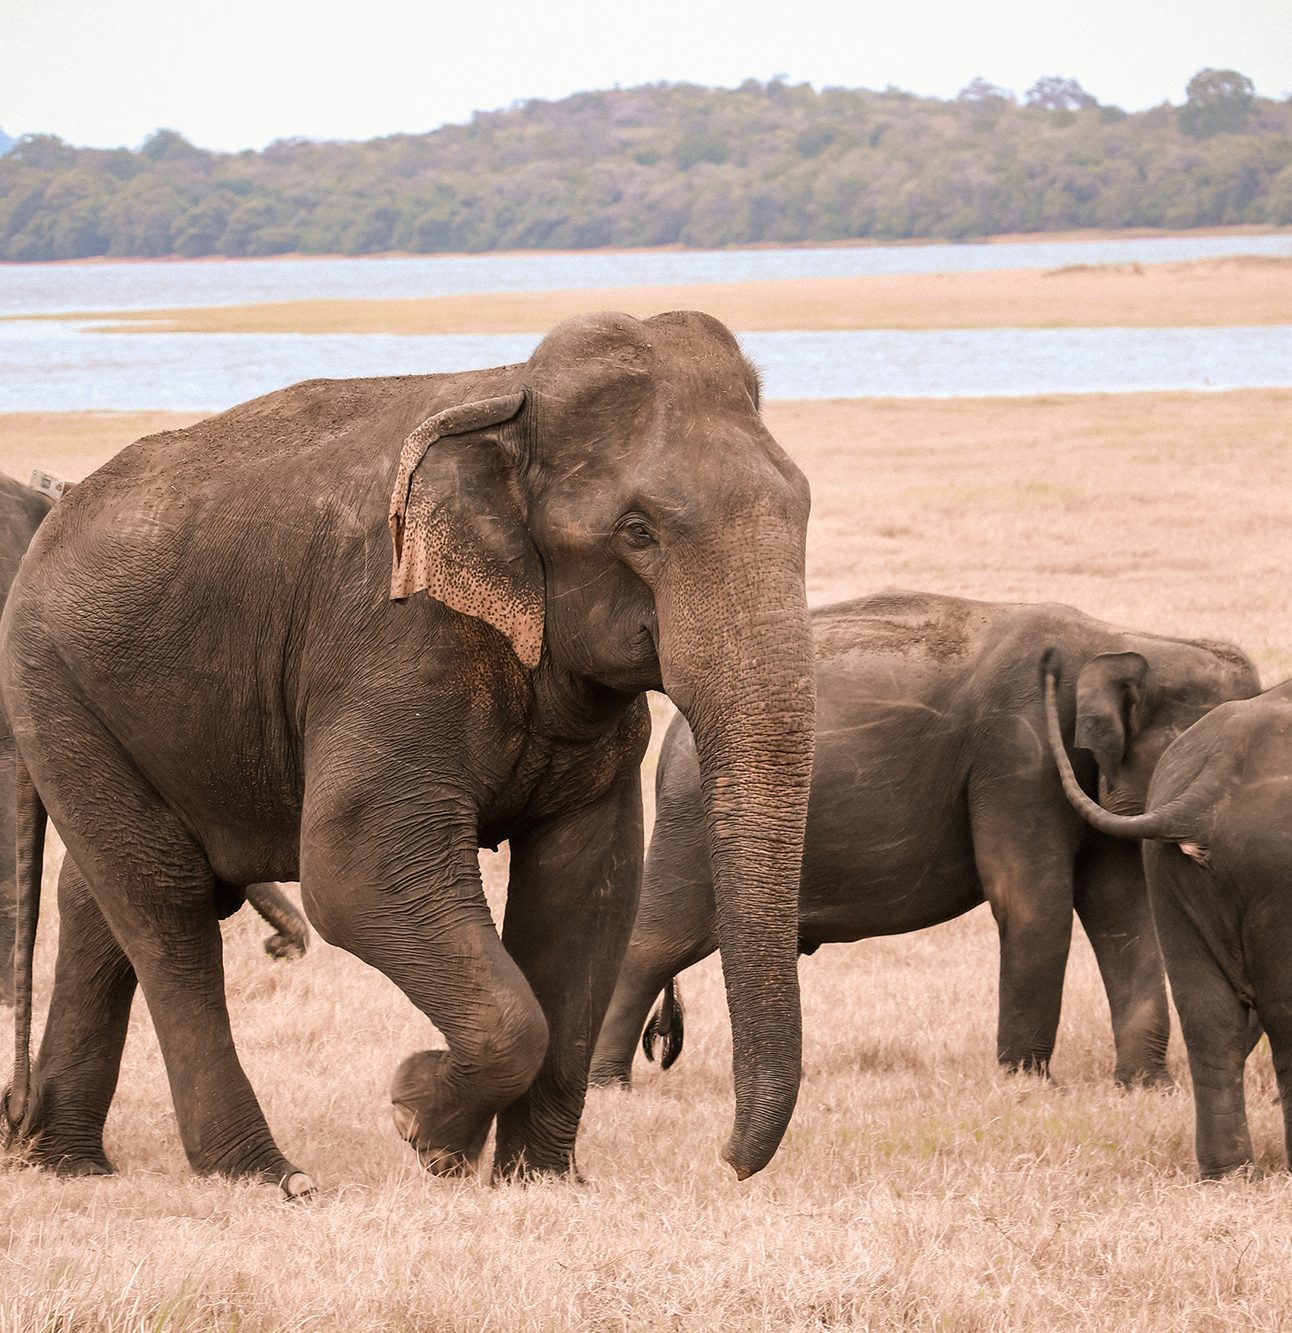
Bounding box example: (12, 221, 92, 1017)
(2, 386, 1292, 1330)
(25, 254, 1292, 335)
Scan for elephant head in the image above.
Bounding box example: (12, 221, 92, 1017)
(390, 311, 816, 1178)
(1070, 644, 1259, 819)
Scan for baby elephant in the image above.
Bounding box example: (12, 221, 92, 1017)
(591, 591, 1258, 1089)
(1045, 653, 1292, 1179)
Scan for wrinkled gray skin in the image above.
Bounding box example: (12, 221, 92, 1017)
(591, 592, 1257, 1090)
(1, 312, 815, 1194)
(0, 473, 309, 1006)
(1046, 661, 1292, 1179)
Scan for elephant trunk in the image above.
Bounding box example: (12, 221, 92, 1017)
(1042, 649, 1192, 843)
(657, 535, 816, 1179)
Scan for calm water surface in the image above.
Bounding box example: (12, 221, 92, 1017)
(2, 320, 1290, 411)
(1, 236, 1289, 408)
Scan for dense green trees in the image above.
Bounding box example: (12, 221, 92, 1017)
(1, 74, 1288, 261)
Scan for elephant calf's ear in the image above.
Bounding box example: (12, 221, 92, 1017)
(1074, 651, 1150, 787)
(388, 392, 544, 669)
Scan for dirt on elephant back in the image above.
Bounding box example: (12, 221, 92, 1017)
(812, 590, 975, 664)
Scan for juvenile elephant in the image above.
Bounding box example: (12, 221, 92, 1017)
(591, 591, 1257, 1089)
(1045, 658, 1292, 1179)
(1, 312, 816, 1195)
(0, 472, 308, 1004)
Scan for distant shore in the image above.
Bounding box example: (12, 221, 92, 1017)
(40, 254, 1292, 335)
(4, 223, 1288, 270)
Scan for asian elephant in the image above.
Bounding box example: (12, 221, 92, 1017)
(1045, 657, 1292, 1179)
(0, 311, 816, 1196)
(0, 472, 309, 1005)
(590, 591, 1257, 1089)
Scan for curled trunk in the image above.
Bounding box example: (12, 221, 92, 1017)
(1042, 649, 1193, 843)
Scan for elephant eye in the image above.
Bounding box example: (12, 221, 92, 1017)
(618, 519, 657, 549)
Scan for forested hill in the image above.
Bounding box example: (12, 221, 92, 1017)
(2, 73, 1290, 262)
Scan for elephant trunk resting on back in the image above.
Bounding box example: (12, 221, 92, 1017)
(1044, 654, 1292, 1180)
(590, 591, 1259, 1090)
(0, 472, 308, 1006)
(2, 310, 815, 1194)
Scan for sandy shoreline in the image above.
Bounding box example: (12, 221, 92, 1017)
(40, 255, 1292, 335)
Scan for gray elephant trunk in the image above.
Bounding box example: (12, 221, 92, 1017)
(658, 546, 816, 1178)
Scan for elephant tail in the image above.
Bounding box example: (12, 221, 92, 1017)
(641, 979, 686, 1071)
(246, 882, 310, 961)
(4, 749, 46, 1138)
(1042, 648, 1194, 843)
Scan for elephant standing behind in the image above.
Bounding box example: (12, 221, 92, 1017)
(591, 591, 1258, 1089)
(0, 472, 309, 1005)
(1, 311, 816, 1195)
(1045, 660, 1292, 1179)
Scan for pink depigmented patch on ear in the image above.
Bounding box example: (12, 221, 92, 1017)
(1178, 841, 1208, 864)
(387, 393, 544, 669)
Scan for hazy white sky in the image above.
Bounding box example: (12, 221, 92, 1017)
(4, 0, 1289, 152)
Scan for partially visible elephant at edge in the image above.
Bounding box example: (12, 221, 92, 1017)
(1, 311, 816, 1196)
(591, 591, 1258, 1090)
(0, 472, 309, 1006)
(1045, 656, 1292, 1179)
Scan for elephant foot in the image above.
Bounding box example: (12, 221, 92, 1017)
(1116, 1067, 1177, 1092)
(50, 1151, 117, 1178)
(391, 1049, 493, 1176)
(1199, 1159, 1262, 1183)
(1000, 1055, 1055, 1082)
(280, 1170, 317, 1200)
(493, 1156, 586, 1186)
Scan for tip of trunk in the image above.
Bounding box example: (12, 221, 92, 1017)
(725, 1151, 757, 1183)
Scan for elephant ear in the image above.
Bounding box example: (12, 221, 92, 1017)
(1074, 651, 1150, 787)
(388, 392, 543, 668)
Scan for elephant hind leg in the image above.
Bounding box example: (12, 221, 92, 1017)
(1148, 849, 1253, 1178)
(590, 926, 716, 1087)
(18, 702, 304, 1192)
(0, 733, 14, 1008)
(589, 793, 718, 1089)
(20, 856, 135, 1176)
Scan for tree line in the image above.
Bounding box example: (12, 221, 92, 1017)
(1, 70, 1289, 262)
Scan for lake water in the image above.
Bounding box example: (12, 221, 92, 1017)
(3, 321, 1290, 412)
(1, 234, 1289, 408)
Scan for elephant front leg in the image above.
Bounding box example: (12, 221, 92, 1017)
(495, 774, 645, 1178)
(299, 778, 549, 1175)
(1076, 839, 1172, 1087)
(972, 797, 1076, 1077)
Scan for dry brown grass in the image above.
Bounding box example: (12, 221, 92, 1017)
(26, 255, 1292, 335)
(3, 388, 1292, 1330)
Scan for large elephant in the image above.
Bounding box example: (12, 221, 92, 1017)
(1044, 658, 1292, 1179)
(0, 472, 309, 1005)
(591, 591, 1257, 1089)
(0, 312, 816, 1195)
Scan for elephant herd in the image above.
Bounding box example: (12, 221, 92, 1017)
(0, 309, 1286, 1195)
